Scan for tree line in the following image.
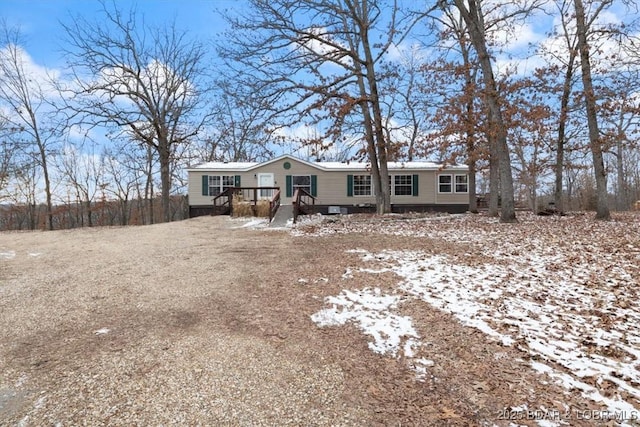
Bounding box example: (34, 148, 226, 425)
(1, 0, 640, 230)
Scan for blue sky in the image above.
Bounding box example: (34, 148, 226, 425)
(1, 0, 234, 67)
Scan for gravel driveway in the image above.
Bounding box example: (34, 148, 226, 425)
(0, 217, 371, 426)
(1, 215, 603, 426)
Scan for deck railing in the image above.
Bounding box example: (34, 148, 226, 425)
(269, 190, 281, 222)
(292, 188, 315, 223)
(212, 188, 234, 215)
(211, 187, 281, 218)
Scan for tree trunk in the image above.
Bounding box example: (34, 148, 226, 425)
(121, 199, 129, 226)
(31, 116, 54, 230)
(616, 139, 626, 210)
(488, 131, 500, 217)
(464, 75, 478, 213)
(454, 0, 516, 222)
(359, 96, 384, 213)
(29, 203, 36, 230)
(555, 56, 575, 214)
(86, 199, 93, 227)
(359, 4, 390, 214)
(145, 146, 155, 225)
(574, 0, 610, 220)
(460, 33, 478, 213)
(158, 138, 172, 223)
(468, 159, 478, 213)
(40, 148, 53, 230)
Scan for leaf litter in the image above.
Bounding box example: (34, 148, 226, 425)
(300, 212, 640, 426)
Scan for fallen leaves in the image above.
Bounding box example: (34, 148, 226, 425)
(303, 211, 640, 423)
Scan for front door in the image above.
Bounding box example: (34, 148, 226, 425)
(257, 173, 275, 199)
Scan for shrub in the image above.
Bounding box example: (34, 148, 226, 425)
(232, 193, 270, 218)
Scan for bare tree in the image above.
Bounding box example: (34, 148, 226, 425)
(376, 45, 432, 162)
(445, 0, 535, 222)
(0, 22, 59, 229)
(10, 160, 40, 230)
(218, 0, 423, 214)
(206, 79, 279, 162)
(504, 76, 554, 212)
(538, 0, 581, 214)
(57, 142, 104, 227)
(573, 0, 611, 219)
(600, 71, 640, 210)
(103, 151, 136, 226)
(62, 1, 209, 222)
(426, 8, 486, 213)
(0, 118, 14, 198)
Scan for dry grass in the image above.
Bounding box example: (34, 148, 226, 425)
(232, 194, 271, 217)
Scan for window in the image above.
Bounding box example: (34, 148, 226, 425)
(353, 175, 372, 196)
(292, 175, 311, 195)
(393, 175, 413, 196)
(438, 175, 452, 193)
(455, 175, 469, 193)
(209, 175, 235, 196)
(438, 174, 468, 193)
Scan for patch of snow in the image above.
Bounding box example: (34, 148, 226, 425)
(34, 395, 46, 409)
(310, 287, 418, 357)
(412, 357, 435, 381)
(341, 268, 353, 280)
(0, 250, 16, 259)
(305, 213, 640, 421)
(15, 374, 28, 387)
(239, 218, 269, 229)
(28, 252, 42, 257)
(94, 328, 110, 335)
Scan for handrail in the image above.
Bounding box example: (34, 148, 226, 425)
(292, 189, 300, 223)
(212, 186, 281, 218)
(293, 188, 315, 223)
(269, 189, 281, 222)
(211, 187, 235, 215)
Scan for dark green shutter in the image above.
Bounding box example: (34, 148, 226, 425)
(286, 175, 292, 197)
(202, 175, 209, 196)
(234, 175, 241, 187)
(311, 175, 317, 197)
(347, 175, 353, 197)
(412, 174, 419, 197)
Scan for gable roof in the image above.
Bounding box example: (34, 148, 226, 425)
(187, 154, 468, 172)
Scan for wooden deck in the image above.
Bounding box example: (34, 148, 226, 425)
(212, 187, 281, 222)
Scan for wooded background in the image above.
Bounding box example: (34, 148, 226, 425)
(2, 0, 640, 230)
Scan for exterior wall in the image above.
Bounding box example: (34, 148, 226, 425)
(434, 172, 469, 205)
(187, 157, 469, 213)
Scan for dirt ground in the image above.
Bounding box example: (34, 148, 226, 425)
(0, 216, 604, 426)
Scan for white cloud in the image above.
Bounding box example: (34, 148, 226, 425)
(0, 44, 61, 99)
(493, 22, 542, 51)
(294, 26, 353, 68)
(97, 59, 193, 110)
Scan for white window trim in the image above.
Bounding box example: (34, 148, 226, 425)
(437, 174, 453, 194)
(353, 174, 373, 197)
(292, 175, 312, 194)
(455, 174, 469, 194)
(438, 173, 468, 194)
(391, 174, 413, 196)
(208, 175, 235, 196)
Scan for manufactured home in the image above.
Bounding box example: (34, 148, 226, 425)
(186, 154, 469, 218)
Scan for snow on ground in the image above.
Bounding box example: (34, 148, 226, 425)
(228, 217, 270, 229)
(0, 250, 16, 259)
(303, 212, 640, 424)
